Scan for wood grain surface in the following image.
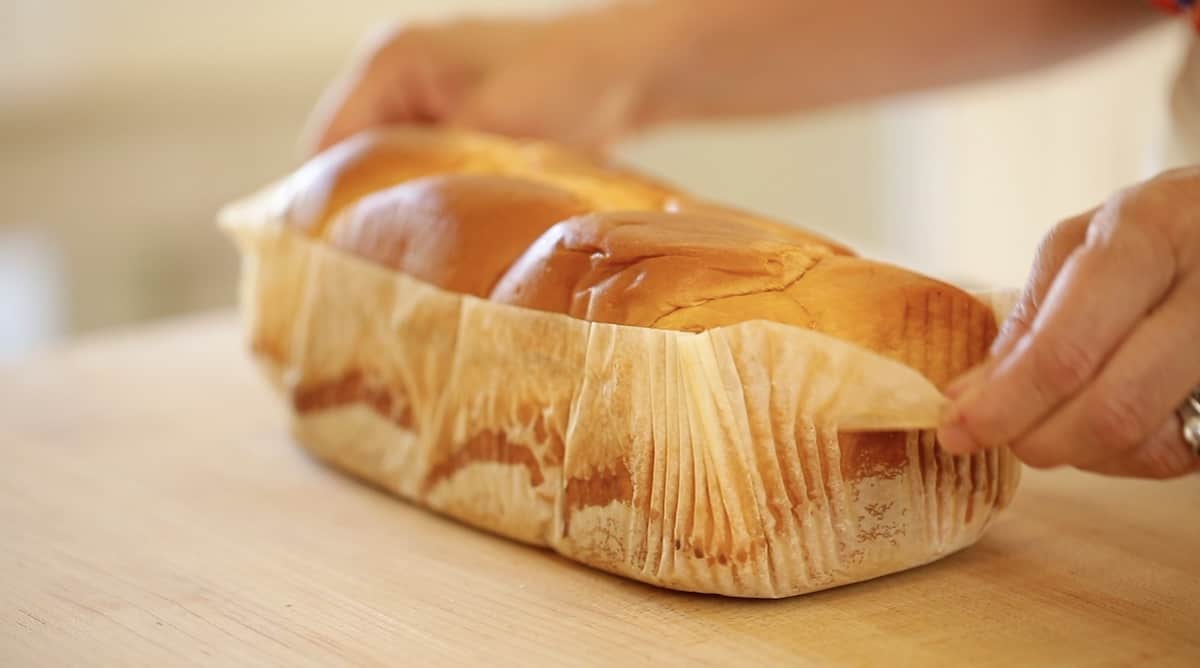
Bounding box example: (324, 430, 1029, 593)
(2, 313, 1197, 667)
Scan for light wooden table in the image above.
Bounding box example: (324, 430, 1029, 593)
(2, 313, 1198, 666)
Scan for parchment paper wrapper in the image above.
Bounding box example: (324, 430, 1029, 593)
(220, 185, 1021, 598)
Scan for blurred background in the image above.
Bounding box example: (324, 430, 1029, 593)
(1, 1, 1194, 360)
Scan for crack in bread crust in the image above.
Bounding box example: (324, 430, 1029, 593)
(647, 254, 828, 330)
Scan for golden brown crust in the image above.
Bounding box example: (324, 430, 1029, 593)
(491, 213, 996, 384)
(280, 129, 489, 236)
(279, 127, 685, 238)
(490, 211, 829, 325)
(327, 174, 590, 297)
(653, 255, 998, 385)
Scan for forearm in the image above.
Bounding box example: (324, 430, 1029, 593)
(600, 0, 1162, 126)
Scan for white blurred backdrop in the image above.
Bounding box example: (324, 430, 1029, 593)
(1, 1, 1194, 359)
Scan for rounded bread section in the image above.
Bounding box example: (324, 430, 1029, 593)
(491, 211, 997, 385)
(277, 127, 684, 239)
(326, 174, 591, 297)
(490, 211, 830, 328)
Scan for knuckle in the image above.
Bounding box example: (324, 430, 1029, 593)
(1117, 181, 1173, 227)
(1041, 216, 1088, 257)
(1030, 337, 1095, 399)
(1133, 440, 1193, 480)
(1107, 183, 1187, 263)
(1000, 300, 1035, 338)
(1083, 391, 1151, 456)
(361, 20, 429, 64)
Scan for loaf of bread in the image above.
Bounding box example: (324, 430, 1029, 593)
(221, 127, 1019, 598)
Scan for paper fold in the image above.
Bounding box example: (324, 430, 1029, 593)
(219, 180, 1021, 598)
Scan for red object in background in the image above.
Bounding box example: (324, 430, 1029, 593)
(1151, 0, 1200, 30)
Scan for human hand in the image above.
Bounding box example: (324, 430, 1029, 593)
(304, 10, 670, 155)
(937, 167, 1200, 479)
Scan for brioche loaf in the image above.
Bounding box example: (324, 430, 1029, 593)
(489, 211, 995, 388)
(223, 126, 1019, 598)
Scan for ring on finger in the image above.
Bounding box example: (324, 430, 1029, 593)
(1180, 388, 1200, 457)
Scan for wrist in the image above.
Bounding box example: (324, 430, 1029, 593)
(614, 1, 714, 131)
(605, 1, 793, 130)
(541, 1, 702, 135)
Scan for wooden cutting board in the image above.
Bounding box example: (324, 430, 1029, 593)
(2, 313, 1197, 666)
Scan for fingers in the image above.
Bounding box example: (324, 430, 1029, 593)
(412, 58, 456, 123)
(302, 24, 467, 156)
(308, 62, 425, 155)
(989, 212, 1091, 359)
(1081, 418, 1200, 479)
(939, 169, 1200, 482)
(300, 15, 645, 157)
(301, 73, 363, 155)
(1007, 272, 1200, 469)
(940, 214, 1088, 411)
(302, 25, 393, 155)
(939, 192, 1178, 454)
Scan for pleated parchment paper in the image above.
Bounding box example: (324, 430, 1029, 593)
(220, 185, 1021, 598)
